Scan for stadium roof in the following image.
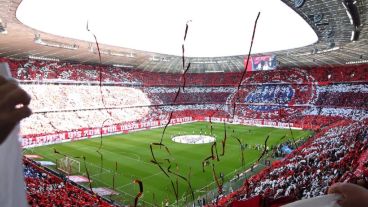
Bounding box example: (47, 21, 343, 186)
(0, 0, 367, 73)
(16, 0, 318, 57)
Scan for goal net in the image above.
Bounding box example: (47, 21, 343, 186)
(56, 156, 81, 175)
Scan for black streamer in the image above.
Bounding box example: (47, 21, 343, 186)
(149, 143, 179, 202)
(212, 164, 223, 194)
(133, 179, 143, 207)
(257, 135, 270, 162)
(167, 164, 195, 201)
(233, 136, 245, 166)
(159, 21, 192, 146)
(221, 121, 228, 156)
(232, 12, 261, 119)
(183, 20, 192, 41)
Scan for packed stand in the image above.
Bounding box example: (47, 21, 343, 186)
(24, 159, 114, 207)
(216, 120, 368, 206)
(1, 58, 366, 138)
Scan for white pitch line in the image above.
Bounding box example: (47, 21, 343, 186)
(115, 170, 165, 190)
(173, 158, 259, 206)
(85, 174, 157, 207)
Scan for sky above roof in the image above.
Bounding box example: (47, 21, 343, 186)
(16, 0, 318, 57)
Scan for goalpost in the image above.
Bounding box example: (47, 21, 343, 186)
(56, 156, 81, 175)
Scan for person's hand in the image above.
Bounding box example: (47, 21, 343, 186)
(0, 76, 32, 144)
(328, 182, 368, 207)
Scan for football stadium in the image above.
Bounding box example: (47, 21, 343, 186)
(0, 0, 367, 206)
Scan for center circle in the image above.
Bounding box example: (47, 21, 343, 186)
(171, 135, 216, 144)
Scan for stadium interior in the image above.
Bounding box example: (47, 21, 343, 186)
(0, 0, 367, 206)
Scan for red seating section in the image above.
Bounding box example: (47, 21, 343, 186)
(0, 57, 366, 206)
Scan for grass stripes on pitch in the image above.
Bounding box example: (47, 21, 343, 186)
(25, 122, 312, 206)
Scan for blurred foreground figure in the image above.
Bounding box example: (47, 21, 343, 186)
(328, 182, 368, 207)
(0, 63, 32, 207)
(0, 76, 32, 143)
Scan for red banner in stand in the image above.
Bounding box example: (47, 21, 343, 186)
(21, 117, 193, 148)
(21, 116, 303, 148)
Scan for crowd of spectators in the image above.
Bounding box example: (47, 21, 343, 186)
(17, 69, 367, 137)
(303, 107, 368, 121)
(217, 120, 368, 206)
(289, 115, 346, 130)
(274, 141, 297, 157)
(19, 83, 240, 135)
(24, 159, 114, 207)
(3, 57, 368, 86)
(21, 84, 151, 112)
(0, 57, 367, 206)
(20, 83, 154, 135)
(144, 87, 234, 105)
(21, 108, 151, 135)
(315, 83, 368, 108)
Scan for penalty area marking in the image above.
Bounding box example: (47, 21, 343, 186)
(172, 135, 216, 144)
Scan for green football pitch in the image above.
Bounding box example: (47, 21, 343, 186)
(24, 122, 312, 206)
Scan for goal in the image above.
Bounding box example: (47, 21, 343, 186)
(56, 156, 81, 175)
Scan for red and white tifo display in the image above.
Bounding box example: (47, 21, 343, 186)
(0, 57, 367, 207)
(5, 57, 365, 148)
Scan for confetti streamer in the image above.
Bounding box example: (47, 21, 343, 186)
(96, 150, 104, 175)
(49, 121, 62, 133)
(170, 179, 179, 203)
(317, 106, 322, 116)
(96, 118, 113, 175)
(182, 20, 191, 70)
(210, 124, 213, 136)
(288, 123, 297, 147)
(167, 164, 195, 200)
(187, 167, 193, 200)
(233, 136, 245, 166)
(232, 12, 261, 119)
(280, 135, 286, 141)
(220, 121, 227, 156)
(82, 156, 94, 194)
(209, 109, 219, 136)
(182, 44, 186, 70)
(133, 179, 143, 207)
(86, 21, 119, 193)
(149, 143, 171, 177)
(85, 22, 111, 120)
(284, 112, 298, 147)
(159, 112, 173, 145)
(86, 21, 102, 63)
(202, 155, 214, 172)
(257, 135, 270, 162)
(212, 164, 223, 194)
(159, 21, 192, 146)
(149, 143, 179, 201)
(86, 20, 109, 112)
(97, 118, 113, 151)
(112, 161, 118, 190)
(175, 175, 179, 204)
(53, 148, 82, 159)
(211, 142, 220, 162)
(182, 63, 191, 91)
(202, 142, 220, 172)
(183, 20, 192, 41)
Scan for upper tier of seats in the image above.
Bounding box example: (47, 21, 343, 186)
(0, 57, 363, 138)
(2, 57, 368, 86)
